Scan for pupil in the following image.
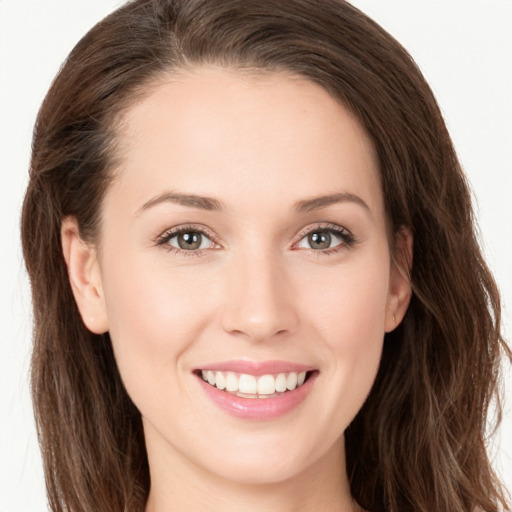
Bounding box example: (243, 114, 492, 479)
(178, 232, 201, 250)
(309, 231, 331, 250)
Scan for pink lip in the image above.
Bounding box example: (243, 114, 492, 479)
(195, 359, 315, 376)
(195, 370, 319, 421)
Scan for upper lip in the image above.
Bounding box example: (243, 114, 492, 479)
(195, 359, 316, 376)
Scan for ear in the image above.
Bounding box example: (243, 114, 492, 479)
(61, 217, 108, 334)
(385, 226, 413, 333)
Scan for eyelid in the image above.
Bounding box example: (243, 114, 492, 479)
(154, 221, 356, 255)
(155, 224, 222, 251)
(291, 222, 356, 251)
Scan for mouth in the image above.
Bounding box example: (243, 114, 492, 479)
(193, 369, 318, 399)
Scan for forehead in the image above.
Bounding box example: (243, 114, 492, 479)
(109, 68, 383, 219)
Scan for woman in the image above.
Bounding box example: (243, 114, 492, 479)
(20, 0, 510, 511)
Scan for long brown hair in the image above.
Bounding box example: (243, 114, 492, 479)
(21, 1, 510, 510)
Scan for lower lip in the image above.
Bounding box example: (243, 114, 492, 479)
(195, 371, 319, 420)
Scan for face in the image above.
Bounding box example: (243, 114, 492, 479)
(65, 69, 410, 489)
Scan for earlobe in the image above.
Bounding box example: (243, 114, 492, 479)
(61, 217, 108, 334)
(385, 226, 413, 332)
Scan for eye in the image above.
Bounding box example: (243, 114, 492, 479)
(170, 230, 210, 250)
(297, 230, 342, 250)
(157, 226, 219, 253)
(295, 225, 356, 252)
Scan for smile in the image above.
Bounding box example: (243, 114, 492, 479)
(199, 370, 311, 398)
(194, 364, 319, 420)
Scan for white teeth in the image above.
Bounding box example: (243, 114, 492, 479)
(239, 374, 257, 394)
(286, 372, 298, 391)
(215, 371, 226, 390)
(225, 372, 238, 392)
(257, 374, 276, 395)
(199, 370, 311, 397)
(275, 373, 287, 392)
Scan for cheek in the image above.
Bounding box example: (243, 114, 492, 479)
(99, 254, 217, 402)
(305, 255, 390, 349)
(299, 254, 390, 422)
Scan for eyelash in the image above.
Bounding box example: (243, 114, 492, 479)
(155, 222, 357, 257)
(293, 223, 357, 256)
(155, 224, 218, 257)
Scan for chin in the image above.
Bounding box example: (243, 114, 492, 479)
(207, 456, 308, 486)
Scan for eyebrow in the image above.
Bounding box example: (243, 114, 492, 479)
(137, 191, 223, 214)
(294, 192, 372, 215)
(137, 190, 371, 216)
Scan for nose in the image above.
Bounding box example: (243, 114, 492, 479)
(220, 248, 299, 342)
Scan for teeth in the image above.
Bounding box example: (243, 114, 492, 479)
(275, 373, 287, 392)
(225, 372, 238, 392)
(216, 371, 226, 390)
(257, 374, 275, 395)
(199, 370, 309, 397)
(286, 372, 298, 390)
(239, 374, 257, 394)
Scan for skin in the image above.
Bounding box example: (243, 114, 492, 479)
(62, 68, 411, 512)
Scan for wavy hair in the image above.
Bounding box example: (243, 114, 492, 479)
(21, 1, 510, 510)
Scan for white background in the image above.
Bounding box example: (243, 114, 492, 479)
(1, 1, 511, 510)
